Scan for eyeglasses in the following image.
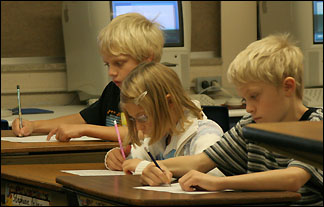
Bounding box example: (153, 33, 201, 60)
(128, 114, 148, 123)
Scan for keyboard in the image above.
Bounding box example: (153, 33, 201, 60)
(189, 94, 218, 106)
(303, 88, 323, 107)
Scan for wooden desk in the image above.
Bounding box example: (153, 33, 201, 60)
(1, 163, 106, 206)
(1, 130, 119, 165)
(56, 175, 301, 206)
(242, 121, 323, 169)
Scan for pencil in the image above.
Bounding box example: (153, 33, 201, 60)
(114, 120, 126, 159)
(17, 85, 23, 131)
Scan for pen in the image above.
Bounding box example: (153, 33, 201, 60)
(144, 146, 163, 171)
(17, 85, 23, 131)
(114, 120, 126, 159)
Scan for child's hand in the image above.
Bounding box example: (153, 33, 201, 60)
(105, 148, 126, 170)
(122, 158, 142, 174)
(141, 162, 173, 186)
(105, 145, 131, 171)
(46, 124, 83, 141)
(178, 170, 219, 191)
(12, 118, 33, 137)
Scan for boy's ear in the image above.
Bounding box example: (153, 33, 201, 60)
(146, 54, 154, 62)
(283, 77, 296, 96)
(166, 94, 173, 106)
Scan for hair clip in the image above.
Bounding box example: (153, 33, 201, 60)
(134, 91, 147, 105)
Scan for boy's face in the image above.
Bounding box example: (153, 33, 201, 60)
(236, 82, 290, 123)
(124, 103, 153, 137)
(102, 53, 140, 88)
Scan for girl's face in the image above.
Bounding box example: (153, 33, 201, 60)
(124, 103, 153, 137)
(102, 53, 139, 88)
(236, 82, 290, 123)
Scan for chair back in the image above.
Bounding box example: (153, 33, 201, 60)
(202, 105, 230, 132)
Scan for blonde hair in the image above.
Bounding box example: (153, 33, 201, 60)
(97, 13, 164, 63)
(227, 33, 304, 99)
(120, 62, 202, 146)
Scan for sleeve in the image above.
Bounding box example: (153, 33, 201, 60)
(79, 83, 112, 125)
(288, 160, 323, 193)
(80, 100, 103, 125)
(134, 160, 151, 175)
(104, 147, 120, 170)
(188, 120, 223, 155)
(203, 115, 253, 176)
(79, 82, 120, 125)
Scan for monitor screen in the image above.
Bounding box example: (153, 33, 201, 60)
(313, 1, 323, 44)
(111, 1, 184, 47)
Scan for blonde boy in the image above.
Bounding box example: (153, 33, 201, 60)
(11, 13, 164, 142)
(141, 34, 323, 206)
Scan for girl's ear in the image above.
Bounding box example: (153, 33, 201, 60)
(283, 77, 296, 96)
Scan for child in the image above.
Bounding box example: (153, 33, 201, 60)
(140, 34, 323, 206)
(104, 62, 225, 177)
(11, 13, 164, 142)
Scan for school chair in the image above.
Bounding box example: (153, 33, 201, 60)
(202, 105, 230, 132)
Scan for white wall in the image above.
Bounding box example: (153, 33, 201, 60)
(191, 1, 257, 95)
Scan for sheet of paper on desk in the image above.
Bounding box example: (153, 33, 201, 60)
(134, 183, 229, 194)
(1, 135, 102, 142)
(61, 170, 125, 176)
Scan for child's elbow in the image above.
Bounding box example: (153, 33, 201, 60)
(286, 179, 303, 192)
(286, 167, 312, 192)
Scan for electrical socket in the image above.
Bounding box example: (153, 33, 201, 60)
(195, 76, 222, 93)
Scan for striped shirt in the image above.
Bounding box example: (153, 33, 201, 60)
(204, 107, 323, 206)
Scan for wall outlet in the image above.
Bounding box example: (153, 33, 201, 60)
(195, 76, 222, 93)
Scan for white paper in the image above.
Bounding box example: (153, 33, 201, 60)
(61, 169, 125, 176)
(134, 183, 221, 194)
(1, 135, 102, 142)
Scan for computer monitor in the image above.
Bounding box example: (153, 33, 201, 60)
(290, 1, 323, 87)
(313, 1, 323, 44)
(62, 1, 191, 101)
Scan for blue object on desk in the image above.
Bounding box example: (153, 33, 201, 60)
(11, 107, 54, 115)
(1, 119, 9, 130)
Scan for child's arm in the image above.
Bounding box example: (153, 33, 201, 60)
(48, 124, 128, 142)
(179, 167, 311, 192)
(12, 113, 85, 137)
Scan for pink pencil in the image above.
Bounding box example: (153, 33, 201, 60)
(114, 120, 126, 159)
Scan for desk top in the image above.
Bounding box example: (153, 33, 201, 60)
(1, 163, 106, 191)
(242, 121, 323, 169)
(242, 121, 323, 154)
(1, 130, 119, 154)
(56, 175, 301, 206)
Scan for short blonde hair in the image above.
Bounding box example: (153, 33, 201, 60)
(97, 13, 164, 63)
(227, 33, 304, 99)
(120, 62, 202, 146)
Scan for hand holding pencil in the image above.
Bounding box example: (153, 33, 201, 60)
(12, 85, 34, 137)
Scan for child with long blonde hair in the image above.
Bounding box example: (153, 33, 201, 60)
(105, 62, 225, 177)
